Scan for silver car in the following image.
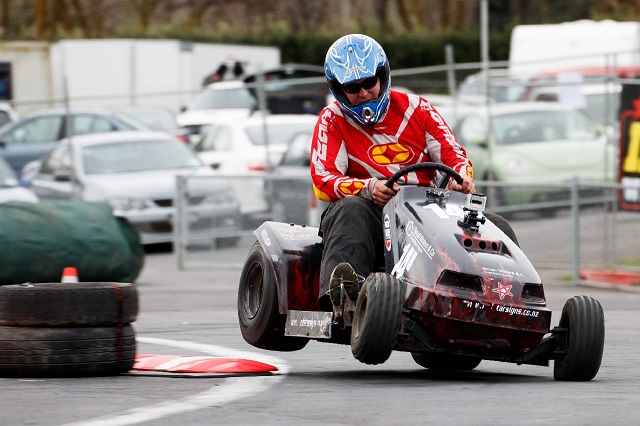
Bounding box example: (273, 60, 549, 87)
(28, 131, 240, 245)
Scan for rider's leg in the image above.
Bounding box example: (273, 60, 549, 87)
(318, 196, 384, 309)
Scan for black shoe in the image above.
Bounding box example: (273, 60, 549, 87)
(329, 262, 360, 306)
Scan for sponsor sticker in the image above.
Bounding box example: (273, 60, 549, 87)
(492, 282, 513, 300)
(405, 221, 435, 259)
(391, 244, 418, 278)
(384, 214, 392, 251)
(260, 229, 271, 247)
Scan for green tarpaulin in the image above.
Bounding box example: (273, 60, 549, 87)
(0, 201, 144, 285)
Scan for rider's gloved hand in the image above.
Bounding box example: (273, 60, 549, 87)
(372, 179, 398, 206)
(448, 175, 476, 194)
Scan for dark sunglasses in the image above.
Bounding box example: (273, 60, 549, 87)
(342, 76, 379, 94)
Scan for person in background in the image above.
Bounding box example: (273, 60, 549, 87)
(310, 34, 476, 315)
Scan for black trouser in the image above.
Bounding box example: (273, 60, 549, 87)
(318, 196, 385, 309)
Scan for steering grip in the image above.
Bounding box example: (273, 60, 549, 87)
(384, 162, 464, 190)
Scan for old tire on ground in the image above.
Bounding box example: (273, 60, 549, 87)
(0, 282, 138, 327)
(411, 352, 482, 371)
(351, 273, 404, 365)
(237, 241, 308, 351)
(0, 325, 136, 377)
(554, 295, 605, 381)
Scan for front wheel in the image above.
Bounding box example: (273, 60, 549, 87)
(554, 295, 605, 381)
(237, 241, 308, 352)
(351, 273, 404, 365)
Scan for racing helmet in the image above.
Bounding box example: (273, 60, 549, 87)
(325, 34, 391, 126)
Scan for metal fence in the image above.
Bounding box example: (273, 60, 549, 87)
(174, 174, 639, 288)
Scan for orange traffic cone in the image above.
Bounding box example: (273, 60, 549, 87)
(61, 267, 79, 283)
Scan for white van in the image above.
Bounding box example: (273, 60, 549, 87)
(509, 20, 640, 76)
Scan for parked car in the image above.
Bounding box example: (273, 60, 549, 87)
(0, 107, 151, 176)
(193, 114, 318, 221)
(242, 63, 327, 115)
(266, 130, 328, 226)
(176, 80, 256, 141)
(0, 102, 18, 127)
(27, 131, 240, 245)
(112, 105, 192, 143)
(441, 101, 613, 213)
(178, 64, 326, 142)
(0, 154, 38, 203)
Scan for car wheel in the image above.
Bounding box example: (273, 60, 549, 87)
(0, 282, 138, 327)
(411, 352, 482, 371)
(0, 324, 136, 377)
(351, 273, 404, 365)
(554, 295, 605, 381)
(237, 241, 308, 351)
(483, 211, 519, 247)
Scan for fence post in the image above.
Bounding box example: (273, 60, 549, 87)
(571, 177, 580, 285)
(175, 175, 188, 270)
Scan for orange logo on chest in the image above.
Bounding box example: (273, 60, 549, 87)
(368, 143, 413, 165)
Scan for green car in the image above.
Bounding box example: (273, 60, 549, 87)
(438, 101, 614, 213)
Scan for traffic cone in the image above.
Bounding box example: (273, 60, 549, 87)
(61, 267, 79, 283)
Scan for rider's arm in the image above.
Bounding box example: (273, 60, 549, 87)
(421, 99, 475, 193)
(310, 105, 377, 202)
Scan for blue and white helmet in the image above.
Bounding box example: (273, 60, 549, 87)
(325, 34, 391, 126)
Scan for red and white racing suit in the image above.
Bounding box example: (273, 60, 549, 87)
(310, 90, 473, 202)
(310, 90, 474, 308)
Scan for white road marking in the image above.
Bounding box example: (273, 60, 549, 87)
(63, 337, 288, 426)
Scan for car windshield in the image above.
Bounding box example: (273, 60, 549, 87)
(492, 110, 597, 145)
(245, 122, 315, 146)
(280, 132, 312, 166)
(111, 111, 154, 131)
(82, 139, 202, 174)
(190, 86, 257, 110)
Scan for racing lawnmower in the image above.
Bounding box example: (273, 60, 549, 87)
(238, 162, 605, 381)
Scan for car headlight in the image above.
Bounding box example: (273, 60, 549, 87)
(108, 198, 151, 211)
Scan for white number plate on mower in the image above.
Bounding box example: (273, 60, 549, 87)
(285, 310, 333, 339)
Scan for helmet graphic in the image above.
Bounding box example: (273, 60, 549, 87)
(325, 34, 391, 126)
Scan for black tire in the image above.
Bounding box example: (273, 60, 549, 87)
(0, 325, 136, 377)
(237, 241, 309, 351)
(554, 295, 605, 381)
(411, 352, 482, 371)
(351, 273, 404, 365)
(484, 211, 519, 247)
(0, 282, 138, 327)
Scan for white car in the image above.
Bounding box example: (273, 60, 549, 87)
(27, 131, 240, 245)
(0, 155, 38, 203)
(193, 114, 318, 219)
(176, 81, 256, 140)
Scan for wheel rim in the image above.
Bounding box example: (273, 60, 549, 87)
(243, 261, 264, 319)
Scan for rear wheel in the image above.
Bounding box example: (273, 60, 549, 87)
(554, 295, 605, 381)
(237, 241, 308, 352)
(411, 352, 481, 371)
(351, 273, 404, 365)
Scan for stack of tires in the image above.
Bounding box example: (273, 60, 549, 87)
(0, 282, 138, 377)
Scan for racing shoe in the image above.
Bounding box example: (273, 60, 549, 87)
(329, 262, 361, 307)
